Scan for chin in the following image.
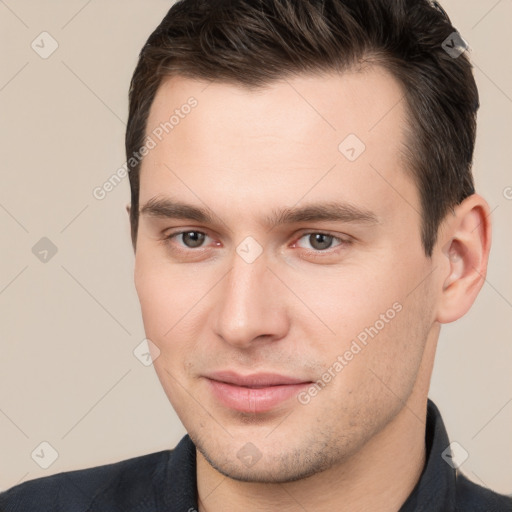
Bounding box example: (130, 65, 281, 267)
(193, 432, 341, 484)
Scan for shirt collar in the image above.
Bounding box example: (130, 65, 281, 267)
(399, 399, 457, 511)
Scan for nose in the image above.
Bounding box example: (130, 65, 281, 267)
(212, 254, 290, 349)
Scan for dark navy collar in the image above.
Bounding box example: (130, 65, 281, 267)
(398, 399, 456, 511)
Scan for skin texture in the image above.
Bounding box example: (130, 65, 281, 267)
(131, 67, 491, 511)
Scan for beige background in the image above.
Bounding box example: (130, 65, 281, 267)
(1, 0, 511, 496)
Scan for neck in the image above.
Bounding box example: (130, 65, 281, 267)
(196, 395, 428, 512)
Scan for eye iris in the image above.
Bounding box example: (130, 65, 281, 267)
(309, 233, 333, 251)
(183, 232, 205, 248)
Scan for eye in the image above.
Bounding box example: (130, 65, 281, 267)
(295, 233, 344, 251)
(167, 231, 210, 249)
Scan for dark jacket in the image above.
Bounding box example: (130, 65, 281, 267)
(1, 400, 511, 511)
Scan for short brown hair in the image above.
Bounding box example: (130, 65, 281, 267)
(126, 0, 478, 256)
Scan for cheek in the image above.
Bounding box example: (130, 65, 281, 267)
(330, 271, 434, 403)
(134, 242, 243, 403)
(134, 249, 214, 375)
(287, 262, 405, 343)
(135, 246, 199, 333)
(134, 265, 173, 339)
(290, 255, 433, 389)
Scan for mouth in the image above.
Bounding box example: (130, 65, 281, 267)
(204, 371, 312, 414)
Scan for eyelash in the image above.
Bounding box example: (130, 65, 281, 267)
(162, 230, 352, 259)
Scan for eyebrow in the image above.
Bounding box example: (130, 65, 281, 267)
(139, 197, 379, 229)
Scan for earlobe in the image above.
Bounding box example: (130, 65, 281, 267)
(436, 194, 492, 324)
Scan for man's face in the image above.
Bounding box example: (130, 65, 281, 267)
(134, 68, 439, 482)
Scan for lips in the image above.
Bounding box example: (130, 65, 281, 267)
(204, 371, 311, 413)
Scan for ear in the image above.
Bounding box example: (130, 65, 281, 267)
(126, 203, 131, 216)
(435, 194, 492, 324)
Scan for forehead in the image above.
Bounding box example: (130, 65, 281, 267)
(139, 68, 417, 223)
